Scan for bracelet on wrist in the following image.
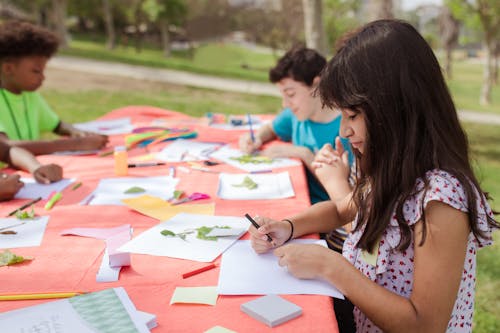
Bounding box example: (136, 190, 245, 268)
(282, 219, 294, 243)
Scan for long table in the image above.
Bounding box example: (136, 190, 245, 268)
(0, 106, 338, 332)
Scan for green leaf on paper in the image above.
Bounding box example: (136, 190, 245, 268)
(196, 225, 230, 241)
(0, 250, 33, 267)
(124, 186, 146, 194)
(230, 155, 273, 164)
(232, 176, 258, 190)
(160, 225, 231, 241)
(15, 207, 36, 220)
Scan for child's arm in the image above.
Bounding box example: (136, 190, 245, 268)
(8, 146, 63, 184)
(0, 133, 108, 155)
(239, 122, 277, 154)
(275, 201, 469, 332)
(249, 195, 356, 253)
(53, 121, 95, 138)
(0, 173, 23, 201)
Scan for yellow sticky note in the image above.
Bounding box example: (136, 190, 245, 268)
(131, 153, 156, 162)
(170, 286, 218, 306)
(360, 238, 380, 266)
(204, 326, 237, 333)
(122, 195, 214, 221)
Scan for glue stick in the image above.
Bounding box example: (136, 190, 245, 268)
(114, 146, 128, 176)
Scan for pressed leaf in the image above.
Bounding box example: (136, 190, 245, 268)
(15, 207, 36, 220)
(230, 155, 273, 164)
(0, 250, 33, 267)
(124, 186, 146, 194)
(232, 176, 258, 190)
(160, 229, 176, 237)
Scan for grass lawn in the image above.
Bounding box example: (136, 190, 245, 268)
(42, 85, 500, 333)
(62, 37, 500, 115)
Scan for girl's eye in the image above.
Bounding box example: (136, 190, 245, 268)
(348, 114, 357, 120)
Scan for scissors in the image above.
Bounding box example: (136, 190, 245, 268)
(171, 192, 210, 205)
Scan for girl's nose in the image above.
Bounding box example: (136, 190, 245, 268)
(339, 117, 352, 138)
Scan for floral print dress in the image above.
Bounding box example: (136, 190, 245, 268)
(342, 170, 494, 332)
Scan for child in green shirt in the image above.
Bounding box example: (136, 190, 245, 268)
(0, 20, 108, 155)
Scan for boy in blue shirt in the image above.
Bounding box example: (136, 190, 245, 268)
(0, 20, 108, 155)
(239, 47, 352, 204)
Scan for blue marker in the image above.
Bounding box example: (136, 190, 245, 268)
(247, 113, 255, 143)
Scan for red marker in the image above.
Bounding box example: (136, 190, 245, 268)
(182, 263, 217, 279)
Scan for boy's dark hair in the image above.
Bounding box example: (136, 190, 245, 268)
(319, 19, 499, 252)
(0, 20, 59, 61)
(269, 46, 326, 86)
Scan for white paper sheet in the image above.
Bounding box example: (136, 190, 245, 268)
(15, 178, 75, 199)
(0, 298, 97, 333)
(118, 213, 248, 262)
(210, 146, 300, 172)
(0, 216, 49, 249)
(217, 172, 295, 200)
(88, 176, 178, 206)
(74, 117, 134, 135)
(96, 249, 121, 283)
(155, 140, 225, 162)
(0, 288, 150, 333)
(217, 240, 344, 299)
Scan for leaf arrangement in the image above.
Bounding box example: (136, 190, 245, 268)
(160, 225, 231, 241)
(0, 250, 33, 267)
(230, 155, 273, 164)
(232, 176, 258, 190)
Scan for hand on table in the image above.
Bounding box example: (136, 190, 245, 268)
(248, 216, 293, 254)
(33, 164, 63, 184)
(75, 134, 109, 150)
(274, 243, 336, 280)
(239, 132, 262, 154)
(0, 173, 23, 201)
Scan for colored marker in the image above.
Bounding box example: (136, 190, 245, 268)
(127, 162, 166, 168)
(247, 113, 255, 143)
(44, 192, 62, 210)
(244, 213, 272, 243)
(6, 197, 42, 217)
(0, 291, 86, 301)
(182, 263, 217, 279)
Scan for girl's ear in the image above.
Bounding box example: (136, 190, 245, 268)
(312, 76, 321, 88)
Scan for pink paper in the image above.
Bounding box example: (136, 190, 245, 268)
(60, 224, 131, 240)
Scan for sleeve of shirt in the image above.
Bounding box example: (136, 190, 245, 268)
(271, 108, 293, 142)
(35, 93, 60, 132)
(403, 169, 494, 247)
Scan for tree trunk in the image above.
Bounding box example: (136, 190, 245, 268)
(445, 47, 453, 80)
(102, 0, 116, 50)
(369, 0, 394, 21)
(51, 0, 69, 48)
(159, 19, 171, 57)
(480, 43, 493, 105)
(302, 0, 327, 56)
(493, 40, 499, 85)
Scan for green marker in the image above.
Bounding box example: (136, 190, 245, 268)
(44, 192, 63, 210)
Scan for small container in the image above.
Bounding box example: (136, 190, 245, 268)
(114, 146, 128, 176)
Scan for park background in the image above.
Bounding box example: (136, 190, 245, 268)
(1, 0, 498, 332)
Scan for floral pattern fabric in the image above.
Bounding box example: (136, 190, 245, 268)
(342, 169, 494, 332)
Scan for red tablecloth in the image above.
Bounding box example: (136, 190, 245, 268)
(0, 106, 338, 333)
